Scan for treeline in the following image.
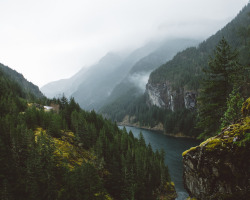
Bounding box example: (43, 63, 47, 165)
(0, 68, 175, 199)
(102, 94, 199, 137)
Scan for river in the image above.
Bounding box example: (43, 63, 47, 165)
(119, 126, 200, 200)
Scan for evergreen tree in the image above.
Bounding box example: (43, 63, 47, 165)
(220, 88, 244, 128)
(197, 37, 244, 138)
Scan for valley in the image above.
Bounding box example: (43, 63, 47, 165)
(0, 2, 249, 200)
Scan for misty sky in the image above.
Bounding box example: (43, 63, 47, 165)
(0, 0, 248, 87)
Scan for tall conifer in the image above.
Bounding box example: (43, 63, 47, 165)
(197, 37, 243, 138)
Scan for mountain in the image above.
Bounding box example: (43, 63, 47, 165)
(142, 4, 250, 137)
(68, 52, 123, 110)
(100, 4, 250, 138)
(41, 52, 122, 100)
(0, 63, 44, 99)
(40, 66, 88, 99)
(146, 4, 250, 111)
(100, 38, 199, 114)
(41, 41, 161, 110)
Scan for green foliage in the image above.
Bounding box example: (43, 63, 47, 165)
(102, 93, 199, 137)
(95, 128, 172, 200)
(149, 47, 203, 90)
(164, 109, 200, 137)
(220, 89, 244, 128)
(0, 69, 174, 199)
(0, 63, 44, 99)
(60, 162, 105, 200)
(197, 38, 246, 138)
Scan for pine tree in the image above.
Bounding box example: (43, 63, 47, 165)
(220, 88, 244, 128)
(197, 37, 243, 138)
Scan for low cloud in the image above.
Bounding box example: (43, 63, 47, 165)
(0, 0, 248, 87)
(129, 72, 151, 92)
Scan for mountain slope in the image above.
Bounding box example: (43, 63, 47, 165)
(40, 66, 88, 99)
(41, 52, 122, 100)
(100, 4, 250, 138)
(145, 4, 250, 111)
(149, 4, 250, 89)
(100, 38, 199, 114)
(0, 63, 44, 99)
(70, 52, 124, 110)
(41, 41, 161, 110)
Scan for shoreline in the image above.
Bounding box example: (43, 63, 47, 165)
(117, 122, 197, 139)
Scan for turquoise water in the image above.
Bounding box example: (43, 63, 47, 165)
(119, 126, 200, 200)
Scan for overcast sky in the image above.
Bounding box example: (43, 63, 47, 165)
(0, 0, 248, 87)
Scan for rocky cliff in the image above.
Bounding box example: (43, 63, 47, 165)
(145, 82, 197, 111)
(182, 98, 250, 200)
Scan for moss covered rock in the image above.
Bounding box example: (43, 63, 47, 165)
(242, 97, 250, 117)
(182, 98, 250, 200)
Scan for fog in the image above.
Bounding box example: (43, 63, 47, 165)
(128, 72, 151, 92)
(0, 0, 248, 87)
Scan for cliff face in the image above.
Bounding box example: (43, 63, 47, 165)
(145, 82, 197, 111)
(182, 98, 250, 200)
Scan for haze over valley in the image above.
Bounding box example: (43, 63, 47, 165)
(41, 38, 199, 110)
(0, 1, 249, 200)
(0, 0, 247, 88)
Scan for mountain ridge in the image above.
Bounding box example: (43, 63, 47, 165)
(0, 62, 44, 99)
(100, 4, 250, 138)
(100, 38, 200, 112)
(42, 38, 198, 110)
(40, 41, 160, 105)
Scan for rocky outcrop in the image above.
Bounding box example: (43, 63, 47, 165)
(184, 91, 197, 110)
(182, 98, 250, 200)
(145, 82, 197, 111)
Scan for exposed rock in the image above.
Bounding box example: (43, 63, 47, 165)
(184, 91, 197, 110)
(145, 82, 197, 111)
(182, 98, 250, 200)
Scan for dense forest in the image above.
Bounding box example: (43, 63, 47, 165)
(0, 67, 176, 199)
(101, 4, 250, 139)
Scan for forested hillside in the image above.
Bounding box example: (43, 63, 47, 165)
(149, 5, 250, 87)
(101, 4, 250, 139)
(0, 67, 176, 199)
(0, 63, 44, 99)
